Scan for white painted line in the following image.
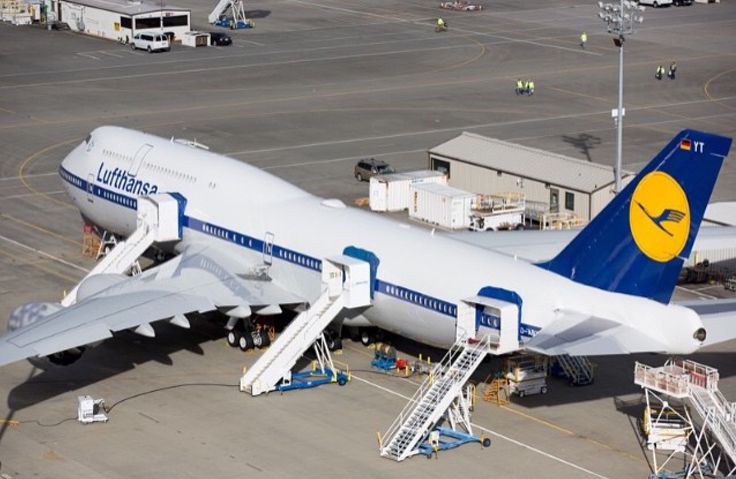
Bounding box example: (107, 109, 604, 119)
(675, 285, 717, 300)
(0, 172, 58, 182)
(239, 39, 265, 47)
(228, 98, 736, 157)
(288, 0, 600, 56)
(261, 148, 426, 170)
(98, 50, 123, 58)
(76, 52, 100, 61)
(351, 374, 612, 478)
(227, 110, 602, 156)
(0, 234, 88, 273)
(1, 190, 65, 200)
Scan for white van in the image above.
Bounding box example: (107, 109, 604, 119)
(638, 0, 672, 7)
(131, 32, 170, 53)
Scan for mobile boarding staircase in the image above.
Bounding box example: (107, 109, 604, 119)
(61, 194, 185, 307)
(208, 0, 252, 28)
(379, 293, 520, 461)
(555, 354, 595, 386)
(635, 359, 736, 478)
(240, 256, 371, 396)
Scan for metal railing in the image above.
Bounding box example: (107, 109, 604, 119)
(380, 335, 489, 459)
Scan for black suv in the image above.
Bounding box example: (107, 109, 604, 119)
(210, 32, 233, 46)
(354, 158, 394, 181)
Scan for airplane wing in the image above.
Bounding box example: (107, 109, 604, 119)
(445, 225, 736, 262)
(522, 309, 669, 356)
(0, 243, 306, 367)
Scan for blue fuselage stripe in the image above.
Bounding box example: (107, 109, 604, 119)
(59, 166, 540, 336)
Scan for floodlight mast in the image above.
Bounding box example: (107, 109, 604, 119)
(598, 0, 644, 193)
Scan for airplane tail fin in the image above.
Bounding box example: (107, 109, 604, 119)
(539, 129, 732, 303)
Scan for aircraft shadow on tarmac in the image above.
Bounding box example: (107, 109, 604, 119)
(245, 9, 270, 19)
(6, 319, 736, 417)
(561, 133, 603, 163)
(5, 313, 229, 412)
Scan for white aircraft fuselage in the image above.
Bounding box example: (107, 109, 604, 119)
(57, 126, 703, 354)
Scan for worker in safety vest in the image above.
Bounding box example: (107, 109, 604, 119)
(655, 65, 665, 80)
(579, 31, 587, 49)
(515, 79, 523, 95)
(528, 80, 535, 95)
(668, 61, 677, 80)
(436, 17, 447, 32)
(429, 430, 440, 459)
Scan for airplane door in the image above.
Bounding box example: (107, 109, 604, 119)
(86, 173, 94, 203)
(128, 144, 153, 177)
(263, 232, 274, 266)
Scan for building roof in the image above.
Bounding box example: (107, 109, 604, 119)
(411, 182, 474, 198)
(429, 132, 631, 193)
(372, 170, 445, 184)
(61, 0, 189, 16)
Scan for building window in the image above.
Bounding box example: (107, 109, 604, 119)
(431, 158, 451, 179)
(565, 192, 575, 211)
(135, 17, 161, 29)
(163, 15, 188, 27)
(120, 16, 132, 29)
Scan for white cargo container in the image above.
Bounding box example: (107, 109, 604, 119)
(369, 170, 446, 212)
(409, 183, 474, 230)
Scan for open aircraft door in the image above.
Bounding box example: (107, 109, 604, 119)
(460, 287, 522, 355)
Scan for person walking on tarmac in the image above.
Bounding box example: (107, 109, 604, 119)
(435, 17, 447, 32)
(515, 78, 523, 96)
(668, 61, 677, 80)
(655, 65, 665, 80)
(579, 31, 587, 49)
(527, 79, 535, 95)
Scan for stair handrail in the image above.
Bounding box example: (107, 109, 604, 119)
(241, 286, 337, 388)
(380, 335, 490, 455)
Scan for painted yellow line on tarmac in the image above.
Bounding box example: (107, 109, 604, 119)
(18, 138, 80, 210)
(0, 246, 79, 284)
(0, 212, 80, 246)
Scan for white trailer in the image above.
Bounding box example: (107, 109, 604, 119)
(409, 183, 474, 230)
(369, 170, 446, 212)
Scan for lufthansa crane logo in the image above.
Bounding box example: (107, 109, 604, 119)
(629, 171, 690, 263)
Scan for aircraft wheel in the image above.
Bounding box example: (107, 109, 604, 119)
(238, 332, 254, 351)
(360, 329, 373, 346)
(259, 330, 271, 347)
(252, 331, 264, 349)
(328, 336, 342, 351)
(227, 330, 241, 347)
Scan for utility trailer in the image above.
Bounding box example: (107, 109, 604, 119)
(469, 193, 525, 231)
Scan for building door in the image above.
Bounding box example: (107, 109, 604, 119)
(549, 188, 559, 213)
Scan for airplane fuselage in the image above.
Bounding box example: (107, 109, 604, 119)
(58, 126, 703, 353)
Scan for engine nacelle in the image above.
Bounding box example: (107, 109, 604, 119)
(9, 302, 89, 367)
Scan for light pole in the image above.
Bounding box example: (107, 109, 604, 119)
(598, 0, 644, 193)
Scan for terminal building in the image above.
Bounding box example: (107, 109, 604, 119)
(428, 132, 632, 222)
(52, 0, 190, 43)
